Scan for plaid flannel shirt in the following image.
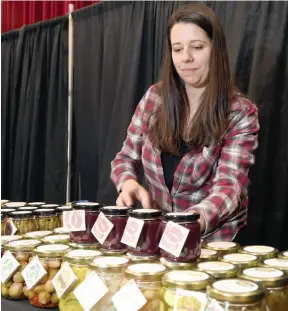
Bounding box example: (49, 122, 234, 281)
(111, 85, 259, 241)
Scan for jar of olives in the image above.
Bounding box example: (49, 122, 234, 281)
(197, 261, 239, 279)
(1, 239, 41, 300)
(42, 234, 70, 244)
(55, 206, 72, 227)
(6, 211, 36, 235)
(28, 244, 71, 308)
(202, 241, 240, 257)
(221, 253, 259, 269)
(239, 245, 278, 260)
(199, 248, 219, 261)
(35, 209, 58, 231)
(159, 257, 196, 271)
(239, 267, 288, 311)
(205, 278, 266, 311)
(1, 235, 22, 256)
(24, 231, 52, 239)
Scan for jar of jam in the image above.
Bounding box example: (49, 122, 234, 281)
(127, 252, 158, 264)
(239, 245, 278, 260)
(6, 211, 36, 235)
(100, 206, 130, 252)
(24, 231, 52, 239)
(199, 248, 219, 261)
(42, 234, 70, 245)
(162, 270, 213, 310)
(35, 209, 58, 231)
(70, 202, 103, 244)
(159, 257, 196, 270)
(197, 261, 238, 279)
(55, 205, 72, 227)
(239, 267, 288, 311)
(262, 258, 288, 273)
(205, 278, 266, 311)
(279, 251, 288, 259)
(222, 253, 259, 269)
(202, 241, 240, 256)
(3, 202, 26, 209)
(126, 209, 162, 256)
(27, 202, 45, 207)
(160, 212, 201, 262)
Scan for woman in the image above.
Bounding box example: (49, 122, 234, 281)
(110, 4, 259, 241)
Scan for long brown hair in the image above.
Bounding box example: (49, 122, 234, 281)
(151, 4, 234, 155)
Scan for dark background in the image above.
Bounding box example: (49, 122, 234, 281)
(2, 1, 288, 250)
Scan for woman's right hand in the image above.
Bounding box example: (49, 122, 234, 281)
(116, 179, 152, 209)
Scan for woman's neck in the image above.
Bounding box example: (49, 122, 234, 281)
(185, 83, 206, 119)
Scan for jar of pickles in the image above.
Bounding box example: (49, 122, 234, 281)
(89, 256, 130, 311)
(160, 257, 196, 270)
(197, 261, 238, 279)
(239, 267, 288, 311)
(100, 206, 130, 252)
(160, 212, 201, 262)
(59, 249, 102, 311)
(1, 239, 41, 300)
(222, 253, 259, 269)
(126, 209, 162, 256)
(28, 244, 71, 308)
(56, 205, 72, 227)
(35, 209, 58, 231)
(205, 278, 266, 311)
(126, 253, 158, 264)
(70, 202, 103, 244)
(6, 211, 36, 235)
(238, 245, 278, 260)
(1, 209, 16, 235)
(162, 270, 212, 310)
(3, 202, 26, 209)
(279, 251, 288, 259)
(199, 248, 219, 261)
(24, 231, 52, 240)
(122, 263, 167, 311)
(27, 202, 45, 207)
(202, 241, 240, 257)
(42, 234, 70, 244)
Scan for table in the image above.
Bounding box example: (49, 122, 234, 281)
(1, 299, 58, 311)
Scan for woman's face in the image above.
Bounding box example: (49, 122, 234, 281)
(171, 22, 212, 88)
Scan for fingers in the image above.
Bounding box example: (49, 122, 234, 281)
(137, 187, 152, 209)
(116, 192, 135, 207)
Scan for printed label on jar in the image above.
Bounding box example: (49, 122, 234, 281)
(205, 299, 225, 311)
(243, 267, 284, 278)
(21, 256, 47, 290)
(200, 249, 217, 257)
(207, 242, 236, 249)
(264, 258, 288, 268)
(73, 270, 108, 311)
(173, 288, 207, 311)
(223, 253, 257, 262)
(91, 212, 114, 244)
(168, 270, 209, 282)
(63, 210, 86, 232)
(121, 217, 145, 248)
(1, 250, 20, 283)
(243, 245, 275, 253)
(6, 218, 18, 235)
(198, 261, 234, 271)
(213, 279, 258, 293)
(159, 221, 190, 258)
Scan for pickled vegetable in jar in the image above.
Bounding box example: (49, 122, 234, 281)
(160, 212, 201, 262)
(162, 270, 212, 310)
(160, 257, 196, 270)
(126, 252, 158, 264)
(29, 244, 71, 308)
(6, 211, 35, 235)
(39, 204, 59, 209)
(100, 206, 130, 252)
(206, 278, 266, 311)
(197, 261, 238, 279)
(56, 205, 72, 227)
(3, 202, 26, 209)
(239, 267, 288, 311)
(239, 245, 278, 260)
(122, 263, 167, 311)
(42, 234, 70, 244)
(278, 251, 288, 260)
(70, 202, 103, 244)
(27, 202, 46, 207)
(2, 239, 41, 300)
(125, 209, 162, 256)
(199, 248, 219, 261)
(1, 209, 16, 235)
(24, 231, 52, 239)
(35, 209, 58, 231)
(59, 249, 102, 311)
(202, 241, 240, 257)
(89, 256, 130, 311)
(54, 227, 71, 235)
(263, 258, 288, 273)
(222, 253, 259, 269)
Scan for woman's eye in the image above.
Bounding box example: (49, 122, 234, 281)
(173, 49, 182, 53)
(193, 46, 203, 50)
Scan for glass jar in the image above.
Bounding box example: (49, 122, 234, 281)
(202, 241, 240, 257)
(6, 211, 36, 235)
(222, 253, 259, 269)
(42, 234, 70, 244)
(162, 270, 212, 310)
(239, 267, 288, 311)
(55, 205, 72, 227)
(70, 202, 103, 244)
(59, 249, 102, 311)
(125, 209, 162, 256)
(1, 199, 10, 206)
(206, 278, 266, 311)
(199, 248, 219, 261)
(35, 209, 58, 231)
(262, 258, 288, 273)
(68, 242, 100, 250)
(239, 245, 278, 260)
(278, 251, 288, 259)
(122, 263, 168, 311)
(197, 261, 238, 279)
(160, 212, 201, 262)
(3, 202, 26, 209)
(39, 204, 59, 209)
(89, 256, 130, 311)
(2, 239, 41, 300)
(1, 235, 22, 256)
(24, 231, 52, 239)
(160, 257, 196, 271)
(29, 244, 71, 308)
(126, 252, 158, 264)
(18, 206, 38, 212)
(27, 202, 46, 207)
(100, 206, 130, 252)
(1, 209, 16, 234)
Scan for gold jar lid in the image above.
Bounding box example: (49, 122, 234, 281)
(207, 279, 265, 304)
(41, 234, 70, 244)
(239, 245, 278, 260)
(262, 258, 288, 272)
(64, 249, 102, 265)
(239, 267, 288, 288)
(68, 242, 100, 250)
(3, 202, 26, 208)
(222, 253, 258, 268)
(203, 241, 240, 253)
(89, 256, 130, 273)
(126, 252, 158, 263)
(1, 235, 22, 245)
(54, 227, 71, 235)
(125, 263, 167, 281)
(101, 249, 126, 256)
(1, 200, 10, 206)
(278, 251, 288, 259)
(5, 239, 41, 252)
(160, 257, 196, 270)
(33, 244, 70, 258)
(24, 231, 52, 239)
(163, 270, 212, 291)
(197, 261, 238, 279)
(200, 248, 219, 261)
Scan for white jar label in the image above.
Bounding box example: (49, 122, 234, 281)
(121, 217, 144, 248)
(63, 210, 86, 231)
(91, 212, 114, 245)
(173, 288, 207, 311)
(21, 256, 47, 290)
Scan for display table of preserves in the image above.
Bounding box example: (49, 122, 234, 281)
(1, 299, 58, 311)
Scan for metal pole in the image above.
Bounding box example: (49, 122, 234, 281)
(66, 4, 74, 203)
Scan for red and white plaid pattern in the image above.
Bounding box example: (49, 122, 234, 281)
(111, 85, 260, 241)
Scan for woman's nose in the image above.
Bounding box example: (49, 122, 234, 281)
(182, 48, 193, 62)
